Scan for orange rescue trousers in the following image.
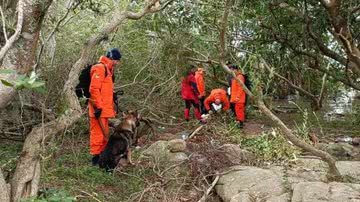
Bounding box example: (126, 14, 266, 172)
(90, 117, 109, 155)
(234, 102, 245, 122)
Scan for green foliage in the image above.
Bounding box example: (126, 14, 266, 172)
(240, 129, 301, 162)
(0, 71, 46, 93)
(0, 142, 22, 172)
(21, 189, 75, 202)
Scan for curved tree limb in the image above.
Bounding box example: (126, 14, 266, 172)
(0, 0, 24, 62)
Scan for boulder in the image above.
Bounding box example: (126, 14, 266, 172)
(286, 158, 329, 184)
(215, 166, 287, 202)
(168, 139, 187, 153)
(142, 140, 169, 159)
(156, 133, 177, 141)
(230, 192, 290, 202)
(168, 152, 188, 162)
(220, 144, 256, 164)
(317, 143, 360, 160)
(288, 158, 360, 182)
(292, 182, 360, 202)
(142, 140, 188, 164)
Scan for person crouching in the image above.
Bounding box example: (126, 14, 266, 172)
(204, 88, 230, 113)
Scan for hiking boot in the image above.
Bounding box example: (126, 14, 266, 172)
(91, 154, 100, 166)
(237, 121, 244, 129)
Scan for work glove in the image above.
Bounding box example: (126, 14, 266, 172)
(94, 108, 102, 119)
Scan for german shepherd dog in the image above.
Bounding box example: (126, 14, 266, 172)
(99, 111, 141, 171)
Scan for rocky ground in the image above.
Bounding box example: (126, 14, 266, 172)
(1, 107, 360, 202)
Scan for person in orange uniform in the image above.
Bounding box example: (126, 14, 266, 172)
(204, 88, 230, 113)
(181, 66, 203, 122)
(194, 64, 207, 115)
(89, 48, 121, 165)
(230, 65, 246, 128)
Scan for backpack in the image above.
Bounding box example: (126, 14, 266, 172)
(244, 74, 252, 91)
(75, 63, 109, 101)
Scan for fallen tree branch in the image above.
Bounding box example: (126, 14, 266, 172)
(188, 125, 205, 140)
(197, 175, 219, 202)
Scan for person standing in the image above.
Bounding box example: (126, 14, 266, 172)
(194, 64, 207, 115)
(89, 48, 121, 165)
(181, 65, 203, 122)
(230, 65, 246, 128)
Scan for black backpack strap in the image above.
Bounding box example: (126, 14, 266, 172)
(98, 62, 108, 78)
(95, 62, 114, 82)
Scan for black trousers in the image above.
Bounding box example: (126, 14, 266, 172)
(199, 96, 207, 114)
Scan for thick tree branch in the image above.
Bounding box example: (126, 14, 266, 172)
(0, 0, 24, 62)
(33, 0, 80, 70)
(263, 62, 317, 100)
(0, 6, 8, 41)
(320, 0, 360, 74)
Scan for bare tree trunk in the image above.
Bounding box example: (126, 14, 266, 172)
(0, 170, 10, 202)
(9, 1, 166, 201)
(0, 0, 53, 109)
(218, 0, 341, 180)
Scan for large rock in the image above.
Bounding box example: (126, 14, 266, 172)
(142, 140, 169, 160)
(317, 143, 360, 160)
(215, 166, 287, 202)
(292, 182, 360, 202)
(287, 158, 360, 182)
(220, 144, 256, 164)
(168, 139, 187, 153)
(286, 158, 329, 184)
(142, 140, 188, 164)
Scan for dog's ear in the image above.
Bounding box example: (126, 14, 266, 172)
(122, 111, 127, 117)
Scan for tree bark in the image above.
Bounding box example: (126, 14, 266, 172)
(0, 170, 10, 202)
(0, 0, 53, 109)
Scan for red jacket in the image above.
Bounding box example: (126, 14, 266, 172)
(88, 56, 116, 118)
(181, 73, 199, 102)
(230, 71, 246, 103)
(195, 68, 205, 97)
(204, 89, 230, 111)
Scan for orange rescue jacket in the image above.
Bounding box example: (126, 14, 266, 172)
(204, 89, 230, 111)
(195, 68, 205, 97)
(88, 56, 116, 118)
(230, 71, 246, 103)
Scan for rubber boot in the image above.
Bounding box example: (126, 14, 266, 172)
(237, 121, 244, 129)
(184, 109, 190, 121)
(92, 154, 100, 166)
(194, 108, 202, 120)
